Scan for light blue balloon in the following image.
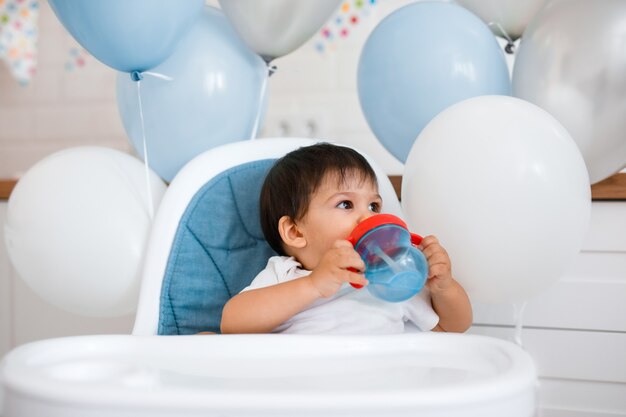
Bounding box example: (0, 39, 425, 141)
(357, 2, 511, 163)
(48, 0, 204, 72)
(116, 6, 268, 182)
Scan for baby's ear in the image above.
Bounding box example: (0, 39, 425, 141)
(278, 215, 306, 249)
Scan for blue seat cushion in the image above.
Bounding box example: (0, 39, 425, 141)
(158, 159, 278, 335)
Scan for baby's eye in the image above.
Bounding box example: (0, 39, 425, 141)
(369, 202, 381, 213)
(337, 200, 353, 210)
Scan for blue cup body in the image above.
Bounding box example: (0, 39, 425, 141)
(354, 224, 428, 302)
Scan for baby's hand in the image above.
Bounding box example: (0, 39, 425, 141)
(419, 235, 453, 295)
(307, 240, 368, 298)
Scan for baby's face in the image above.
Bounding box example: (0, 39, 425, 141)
(296, 173, 382, 269)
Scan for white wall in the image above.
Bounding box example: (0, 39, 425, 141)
(0, 0, 409, 180)
(0, 1, 131, 178)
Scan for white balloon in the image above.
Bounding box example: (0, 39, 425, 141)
(455, 0, 547, 41)
(513, 0, 626, 184)
(401, 96, 591, 304)
(4, 147, 166, 317)
(218, 0, 341, 61)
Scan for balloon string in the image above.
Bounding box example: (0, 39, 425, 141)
(489, 22, 515, 54)
(136, 79, 155, 220)
(131, 70, 173, 82)
(512, 301, 527, 348)
(142, 71, 173, 81)
(250, 72, 267, 140)
(249, 64, 276, 140)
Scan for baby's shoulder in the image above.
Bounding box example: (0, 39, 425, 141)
(243, 256, 306, 292)
(266, 256, 305, 281)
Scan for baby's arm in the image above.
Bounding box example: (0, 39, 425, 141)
(220, 276, 324, 334)
(419, 235, 473, 333)
(221, 240, 367, 334)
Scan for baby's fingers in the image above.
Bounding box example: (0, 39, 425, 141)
(428, 262, 451, 279)
(348, 272, 368, 288)
(417, 235, 439, 249)
(330, 240, 368, 288)
(330, 241, 365, 271)
(421, 237, 448, 258)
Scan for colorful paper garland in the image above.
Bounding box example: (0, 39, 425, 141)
(0, 0, 39, 85)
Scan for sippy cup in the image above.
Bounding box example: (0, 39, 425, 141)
(347, 214, 428, 302)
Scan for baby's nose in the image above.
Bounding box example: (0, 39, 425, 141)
(357, 211, 376, 224)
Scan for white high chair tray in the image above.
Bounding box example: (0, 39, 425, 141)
(1, 333, 536, 417)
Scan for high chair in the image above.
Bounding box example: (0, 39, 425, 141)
(0, 138, 537, 416)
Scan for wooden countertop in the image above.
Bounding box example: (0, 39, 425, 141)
(0, 179, 17, 201)
(388, 173, 626, 201)
(2, 174, 626, 201)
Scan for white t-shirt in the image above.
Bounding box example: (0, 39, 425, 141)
(241, 256, 439, 334)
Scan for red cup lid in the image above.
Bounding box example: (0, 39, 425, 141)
(346, 214, 408, 246)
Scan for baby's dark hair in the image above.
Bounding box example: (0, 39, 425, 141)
(260, 143, 378, 255)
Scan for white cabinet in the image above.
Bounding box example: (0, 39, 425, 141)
(469, 201, 626, 416)
(0, 204, 12, 357)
